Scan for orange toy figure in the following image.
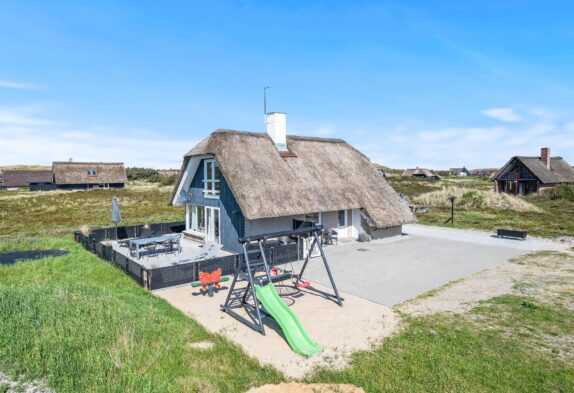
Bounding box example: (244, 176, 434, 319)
(211, 268, 222, 289)
(198, 268, 222, 296)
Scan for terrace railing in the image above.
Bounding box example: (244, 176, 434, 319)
(74, 221, 301, 291)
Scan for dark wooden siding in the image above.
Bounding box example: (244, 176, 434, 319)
(188, 159, 245, 253)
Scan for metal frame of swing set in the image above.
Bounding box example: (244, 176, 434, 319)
(220, 225, 343, 335)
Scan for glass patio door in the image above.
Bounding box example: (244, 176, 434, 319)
(205, 207, 220, 244)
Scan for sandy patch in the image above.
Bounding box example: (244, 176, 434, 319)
(398, 251, 574, 316)
(0, 372, 54, 393)
(155, 281, 398, 378)
(247, 382, 364, 393)
(188, 340, 215, 350)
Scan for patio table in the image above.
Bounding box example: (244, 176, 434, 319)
(130, 234, 181, 259)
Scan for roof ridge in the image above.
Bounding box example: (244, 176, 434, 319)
(211, 129, 346, 143)
(52, 162, 125, 165)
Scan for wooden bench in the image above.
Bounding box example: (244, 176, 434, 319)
(497, 229, 527, 241)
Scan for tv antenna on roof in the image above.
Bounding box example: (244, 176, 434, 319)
(263, 86, 270, 115)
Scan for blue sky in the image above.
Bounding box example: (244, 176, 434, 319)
(1, 1, 573, 169)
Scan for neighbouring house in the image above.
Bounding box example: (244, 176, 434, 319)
(157, 169, 180, 177)
(469, 168, 498, 177)
(377, 167, 391, 177)
(0, 169, 53, 190)
(51, 161, 128, 190)
(171, 112, 415, 253)
(402, 167, 441, 180)
(449, 167, 470, 177)
(493, 147, 574, 195)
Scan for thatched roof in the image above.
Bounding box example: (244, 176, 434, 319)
(172, 130, 415, 228)
(494, 156, 574, 184)
(449, 167, 470, 176)
(53, 162, 127, 185)
(469, 168, 498, 177)
(1, 170, 53, 187)
(402, 167, 441, 179)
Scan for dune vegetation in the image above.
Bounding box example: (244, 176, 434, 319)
(414, 187, 541, 212)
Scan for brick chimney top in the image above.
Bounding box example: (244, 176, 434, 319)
(541, 147, 551, 169)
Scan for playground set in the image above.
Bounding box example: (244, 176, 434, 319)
(192, 225, 343, 357)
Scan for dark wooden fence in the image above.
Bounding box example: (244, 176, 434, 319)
(74, 222, 301, 290)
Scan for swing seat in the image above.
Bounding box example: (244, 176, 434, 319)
(296, 281, 311, 289)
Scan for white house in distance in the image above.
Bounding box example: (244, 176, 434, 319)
(170, 113, 415, 253)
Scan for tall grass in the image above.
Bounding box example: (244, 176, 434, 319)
(0, 186, 183, 239)
(414, 187, 541, 212)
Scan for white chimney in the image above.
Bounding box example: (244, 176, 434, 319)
(266, 112, 288, 151)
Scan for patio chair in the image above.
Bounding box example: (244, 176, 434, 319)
(175, 234, 182, 253)
(128, 242, 137, 258)
(324, 229, 339, 246)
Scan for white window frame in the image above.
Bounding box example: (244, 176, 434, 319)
(203, 159, 220, 199)
(205, 206, 220, 244)
(189, 204, 206, 238)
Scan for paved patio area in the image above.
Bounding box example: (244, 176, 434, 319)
(303, 224, 565, 306)
(108, 237, 232, 269)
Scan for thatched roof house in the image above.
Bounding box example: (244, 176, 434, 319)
(493, 147, 574, 195)
(0, 170, 53, 188)
(402, 167, 441, 180)
(449, 167, 470, 177)
(469, 168, 498, 177)
(52, 161, 127, 189)
(171, 113, 414, 252)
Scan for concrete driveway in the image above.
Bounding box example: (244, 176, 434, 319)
(302, 224, 561, 306)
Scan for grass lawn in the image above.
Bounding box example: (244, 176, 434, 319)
(387, 176, 574, 238)
(0, 237, 282, 393)
(0, 183, 184, 239)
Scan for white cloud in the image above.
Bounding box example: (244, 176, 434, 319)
(356, 106, 573, 170)
(0, 107, 59, 127)
(481, 107, 522, 122)
(0, 106, 197, 168)
(0, 80, 39, 90)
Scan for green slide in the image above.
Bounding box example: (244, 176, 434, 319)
(255, 283, 322, 357)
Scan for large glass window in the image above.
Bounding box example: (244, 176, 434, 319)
(191, 205, 205, 233)
(203, 159, 221, 198)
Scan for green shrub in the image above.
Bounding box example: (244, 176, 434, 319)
(159, 174, 177, 186)
(126, 167, 159, 181)
(459, 191, 486, 208)
(549, 185, 574, 202)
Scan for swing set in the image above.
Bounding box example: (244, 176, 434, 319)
(220, 225, 343, 336)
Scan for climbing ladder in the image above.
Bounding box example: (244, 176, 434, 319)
(220, 225, 343, 335)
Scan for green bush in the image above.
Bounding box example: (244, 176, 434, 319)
(549, 185, 574, 202)
(126, 167, 159, 181)
(459, 191, 486, 208)
(159, 174, 177, 186)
